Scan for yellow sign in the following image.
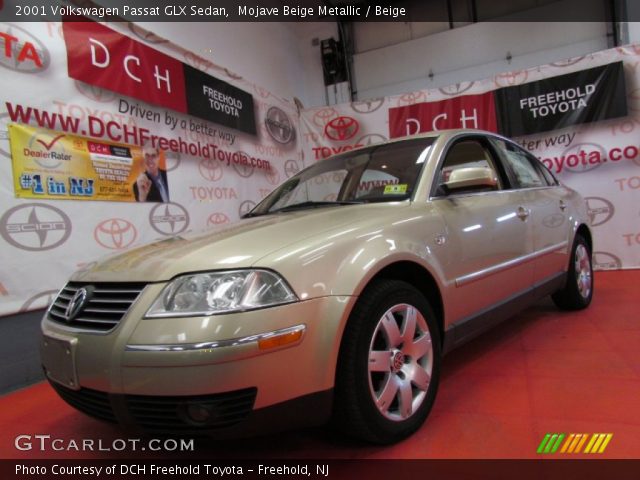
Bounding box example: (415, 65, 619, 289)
(384, 184, 408, 195)
(9, 124, 169, 202)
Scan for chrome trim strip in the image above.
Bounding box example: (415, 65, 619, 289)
(455, 241, 568, 287)
(125, 324, 306, 352)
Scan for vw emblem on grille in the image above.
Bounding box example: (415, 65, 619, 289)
(64, 287, 91, 322)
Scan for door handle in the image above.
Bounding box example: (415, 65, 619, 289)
(559, 200, 567, 211)
(516, 206, 530, 221)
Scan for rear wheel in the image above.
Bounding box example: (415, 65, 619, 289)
(552, 234, 593, 310)
(334, 280, 441, 444)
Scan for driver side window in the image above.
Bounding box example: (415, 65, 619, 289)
(436, 139, 502, 196)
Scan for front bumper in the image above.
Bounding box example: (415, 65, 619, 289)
(41, 292, 353, 434)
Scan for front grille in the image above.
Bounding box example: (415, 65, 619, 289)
(49, 383, 117, 423)
(125, 388, 257, 433)
(48, 282, 146, 332)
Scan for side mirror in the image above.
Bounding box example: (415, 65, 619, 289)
(442, 167, 498, 194)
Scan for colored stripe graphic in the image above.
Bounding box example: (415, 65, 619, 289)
(539, 433, 613, 454)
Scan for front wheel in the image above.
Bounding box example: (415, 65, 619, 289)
(333, 280, 441, 444)
(552, 234, 593, 310)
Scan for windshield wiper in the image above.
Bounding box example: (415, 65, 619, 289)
(270, 200, 364, 214)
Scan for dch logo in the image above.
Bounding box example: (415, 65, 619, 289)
(199, 157, 224, 182)
(439, 82, 475, 96)
(94, 218, 137, 250)
(494, 70, 528, 87)
(266, 168, 281, 186)
(0, 203, 72, 251)
(284, 159, 300, 178)
(150, 202, 190, 235)
(593, 251, 622, 270)
(350, 98, 385, 114)
(312, 107, 338, 128)
(74, 80, 116, 103)
(0, 24, 50, 73)
(238, 200, 256, 218)
(20, 290, 59, 313)
(265, 106, 295, 144)
(585, 197, 615, 227)
(324, 116, 359, 141)
(207, 212, 230, 228)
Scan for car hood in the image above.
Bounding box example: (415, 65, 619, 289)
(72, 203, 407, 282)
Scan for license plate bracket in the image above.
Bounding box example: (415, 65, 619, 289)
(41, 333, 79, 390)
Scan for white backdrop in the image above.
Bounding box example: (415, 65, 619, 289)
(1, 22, 639, 317)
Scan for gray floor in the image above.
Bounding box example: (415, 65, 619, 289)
(0, 309, 45, 395)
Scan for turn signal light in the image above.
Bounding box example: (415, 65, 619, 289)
(258, 328, 304, 350)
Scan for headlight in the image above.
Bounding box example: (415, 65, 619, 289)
(145, 269, 298, 317)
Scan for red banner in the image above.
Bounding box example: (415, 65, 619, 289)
(388, 92, 498, 138)
(63, 21, 188, 113)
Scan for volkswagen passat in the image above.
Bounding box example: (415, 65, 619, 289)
(41, 130, 593, 444)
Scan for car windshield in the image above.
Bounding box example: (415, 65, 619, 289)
(247, 137, 435, 217)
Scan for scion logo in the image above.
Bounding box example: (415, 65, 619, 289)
(265, 106, 295, 144)
(395, 91, 427, 107)
(357, 133, 387, 147)
(266, 168, 281, 186)
(284, 159, 300, 178)
(324, 116, 359, 141)
(19, 290, 58, 313)
(312, 107, 338, 128)
(207, 212, 230, 228)
(232, 152, 255, 178)
(199, 157, 224, 182)
(74, 81, 116, 103)
(494, 70, 529, 87)
(150, 202, 190, 236)
(94, 219, 138, 250)
(0, 204, 72, 251)
(128, 24, 169, 45)
(351, 98, 385, 114)
(238, 200, 256, 218)
(0, 24, 50, 73)
(439, 82, 475, 96)
(585, 197, 615, 227)
(593, 251, 622, 270)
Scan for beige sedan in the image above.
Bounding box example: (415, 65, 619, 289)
(41, 130, 593, 444)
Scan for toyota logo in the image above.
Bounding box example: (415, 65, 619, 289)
(438, 82, 476, 96)
(395, 91, 427, 107)
(238, 200, 256, 218)
(265, 106, 295, 144)
(199, 157, 224, 182)
(64, 287, 91, 322)
(357, 133, 387, 147)
(207, 212, 230, 228)
(350, 98, 385, 114)
(150, 202, 190, 235)
(593, 251, 622, 270)
(1, 203, 72, 251)
(585, 197, 615, 227)
(183, 51, 210, 72)
(232, 152, 255, 178)
(128, 24, 169, 45)
(542, 213, 566, 229)
(284, 159, 300, 178)
(0, 24, 50, 73)
(94, 218, 138, 250)
(324, 116, 359, 141)
(494, 70, 529, 87)
(19, 289, 58, 313)
(550, 56, 586, 68)
(561, 143, 608, 174)
(75, 81, 116, 103)
(312, 108, 338, 127)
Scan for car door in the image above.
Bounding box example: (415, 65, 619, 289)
(491, 138, 570, 284)
(430, 135, 534, 326)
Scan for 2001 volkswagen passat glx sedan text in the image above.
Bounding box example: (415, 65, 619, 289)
(41, 130, 593, 444)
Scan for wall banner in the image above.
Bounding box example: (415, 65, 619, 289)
(495, 61, 627, 137)
(62, 20, 257, 135)
(9, 123, 169, 203)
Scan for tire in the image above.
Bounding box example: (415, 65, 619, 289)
(551, 234, 593, 310)
(333, 279, 441, 444)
